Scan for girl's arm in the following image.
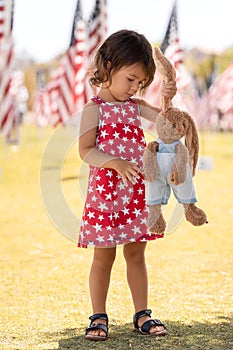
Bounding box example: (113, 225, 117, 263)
(133, 80, 177, 121)
(78, 101, 142, 183)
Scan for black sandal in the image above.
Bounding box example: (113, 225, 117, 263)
(85, 313, 108, 341)
(133, 309, 167, 336)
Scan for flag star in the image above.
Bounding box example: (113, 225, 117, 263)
(130, 237, 136, 242)
(127, 218, 133, 224)
(108, 139, 114, 145)
(122, 136, 128, 142)
(106, 170, 113, 177)
(96, 184, 105, 193)
(141, 217, 147, 224)
(94, 223, 102, 232)
(96, 175, 101, 181)
(119, 224, 125, 229)
(133, 199, 139, 204)
(111, 122, 117, 128)
(122, 195, 130, 204)
(107, 234, 114, 241)
(114, 212, 119, 219)
(117, 144, 126, 153)
(130, 157, 137, 163)
(86, 204, 90, 209)
(98, 214, 104, 221)
(108, 213, 113, 220)
(86, 230, 91, 235)
(129, 147, 134, 153)
(110, 150, 116, 155)
(117, 117, 122, 123)
(132, 225, 141, 234)
(134, 128, 139, 135)
(107, 226, 112, 231)
(133, 208, 141, 217)
(87, 211, 95, 219)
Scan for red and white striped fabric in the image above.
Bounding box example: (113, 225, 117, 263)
(0, 0, 16, 138)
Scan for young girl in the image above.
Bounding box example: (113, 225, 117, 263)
(78, 29, 176, 341)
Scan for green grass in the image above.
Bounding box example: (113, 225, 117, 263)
(0, 125, 232, 349)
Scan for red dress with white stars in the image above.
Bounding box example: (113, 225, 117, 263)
(78, 96, 164, 248)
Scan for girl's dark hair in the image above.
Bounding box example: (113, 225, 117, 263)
(89, 29, 156, 91)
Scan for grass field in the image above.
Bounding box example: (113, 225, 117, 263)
(0, 125, 232, 350)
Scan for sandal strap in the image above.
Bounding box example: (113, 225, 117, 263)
(133, 309, 152, 329)
(85, 323, 108, 336)
(89, 313, 108, 325)
(141, 319, 166, 334)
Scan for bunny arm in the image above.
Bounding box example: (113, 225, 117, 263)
(171, 143, 189, 185)
(143, 141, 159, 182)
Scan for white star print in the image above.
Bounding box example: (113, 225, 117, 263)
(87, 211, 95, 219)
(113, 131, 120, 139)
(123, 125, 131, 133)
(112, 106, 120, 114)
(98, 202, 108, 211)
(94, 223, 102, 232)
(122, 195, 130, 204)
(97, 235, 105, 242)
(132, 225, 141, 234)
(100, 129, 109, 138)
(96, 184, 105, 194)
(117, 144, 126, 153)
(133, 208, 141, 217)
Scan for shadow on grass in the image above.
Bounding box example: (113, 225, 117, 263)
(44, 316, 233, 350)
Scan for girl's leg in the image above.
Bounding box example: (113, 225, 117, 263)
(123, 242, 165, 334)
(87, 246, 116, 337)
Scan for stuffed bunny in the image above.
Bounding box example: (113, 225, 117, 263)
(143, 47, 208, 234)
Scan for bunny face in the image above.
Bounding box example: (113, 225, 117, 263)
(156, 108, 188, 144)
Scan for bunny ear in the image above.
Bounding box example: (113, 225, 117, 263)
(184, 114, 199, 175)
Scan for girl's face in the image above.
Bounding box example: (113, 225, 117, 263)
(107, 63, 147, 102)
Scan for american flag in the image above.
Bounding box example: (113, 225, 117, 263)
(34, 0, 88, 127)
(87, 0, 107, 58)
(203, 62, 233, 130)
(145, 0, 200, 127)
(0, 0, 17, 138)
(34, 0, 108, 128)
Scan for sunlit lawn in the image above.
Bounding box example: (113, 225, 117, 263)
(0, 124, 232, 349)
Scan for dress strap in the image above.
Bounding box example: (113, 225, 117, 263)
(91, 96, 103, 105)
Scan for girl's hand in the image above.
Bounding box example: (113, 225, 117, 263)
(161, 80, 177, 99)
(111, 159, 143, 185)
